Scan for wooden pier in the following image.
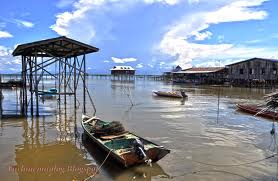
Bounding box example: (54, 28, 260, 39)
(88, 74, 165, 81)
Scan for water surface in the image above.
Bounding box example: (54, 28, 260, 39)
(0, 77, 277, 180)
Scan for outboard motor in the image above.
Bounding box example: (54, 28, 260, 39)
(133, 139, 147, 160)
(133, 139, 152, 166)
(180, 90, 187, 98)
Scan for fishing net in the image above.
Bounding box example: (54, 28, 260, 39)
(94, 121, 125, 136)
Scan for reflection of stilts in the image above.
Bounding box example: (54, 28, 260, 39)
(0, 88, 2, 118)
(217, 86, 221, 124)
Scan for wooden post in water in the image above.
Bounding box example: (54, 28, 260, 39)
(74, 57, 77, 109)
(23, 56, 28, 115)
(83, 55, 86, 114)
(58, 58, 61, 109)
(64, 58, 67, 105)
(35, 51, 39, 116)
(29, 57, 34, 116)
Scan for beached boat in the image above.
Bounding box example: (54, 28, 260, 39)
(81, 115, 170, 168)
(153, 90, 187, 98)
(236, 104, 278, 120)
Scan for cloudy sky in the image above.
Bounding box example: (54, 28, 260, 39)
(0, 0, 278, 74)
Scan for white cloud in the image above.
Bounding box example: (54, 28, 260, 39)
(244, 39, 263, 44)
(217, 35, 224, 43)
(0, 31, 13, 38)
(0, 45, 21, 73)
(192, 31, 212, 41)
(13, 19, 34, 28)
(159, 0, 269, 68)
(144, 0, 180, 5)
(0, 22, 6, 28)
(194, 46, 278, 67)
(136, 63, 143, 68)
(188, 0, 199, 4)
(50, 0, 105, 42)
(0, 46, 9, 56)
(51, 0, 184, 42)
(111, 57, 137, 63)
(103, 60, 110, 63)
(159, 61, 166, 67)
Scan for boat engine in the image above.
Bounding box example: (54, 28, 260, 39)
(180, 90, 187, 98)
(133, 139, 147, 160)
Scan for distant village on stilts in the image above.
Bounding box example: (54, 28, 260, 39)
(163, 57, 278, 87)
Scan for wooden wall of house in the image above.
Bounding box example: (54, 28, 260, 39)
(111, 70, 135, 75)
(172, 69, 228, 84)
(228, 59, 278, 81)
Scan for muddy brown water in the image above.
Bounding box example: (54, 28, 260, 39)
(0, 77, 278, 181)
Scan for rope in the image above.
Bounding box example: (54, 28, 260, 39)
(191, 153, 277, 167)
(125, 86, 134, 106)
(83, 149, 113, 181)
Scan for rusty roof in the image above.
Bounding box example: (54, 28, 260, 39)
(227, 57, 278, 66)
(12, 36, 99, 58)
(173, 67, 225, 74)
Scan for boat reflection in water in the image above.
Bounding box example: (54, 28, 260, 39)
(82, 133, 170, 181)
(152, 94, 188, 105)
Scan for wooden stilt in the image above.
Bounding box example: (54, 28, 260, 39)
(35, 52, 39, 116)
(83, 55, 86, 114)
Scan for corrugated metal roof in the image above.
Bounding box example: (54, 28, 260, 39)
(227, 57, 278, 66)
(110, 66, 135, 71)
(13, 36, 99, 57)
(173, 67, 225, 74)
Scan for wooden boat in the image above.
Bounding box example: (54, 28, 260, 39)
(38, 88, 57, 97)
(81, 115, 170, 168)
(38, 88, 57, 95)
(0, 79, 23, 88)
(236, 104, 278, 120)
(153, 91, 187, 98)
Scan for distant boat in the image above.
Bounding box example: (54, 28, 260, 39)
(153, 90, 187, 98)
(0, 79, 23, 88)
(236, 104, 278, 120)
(81, 115, 170, 168)
(38, 88, 58, 95)
(38, 88, 58, 99)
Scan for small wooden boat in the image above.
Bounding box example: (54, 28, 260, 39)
(38, 88, 58, 99)
(236, 104, 278, 120)
(38, 88, 58, 95)
(81, 115, 170, 168)
(153, 91, 187, 98)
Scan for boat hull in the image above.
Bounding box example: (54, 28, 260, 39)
(153, 91, 184, 98)
(237, 104, 278, 120)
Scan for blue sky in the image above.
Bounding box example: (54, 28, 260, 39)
(1, 0, 278, 74)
